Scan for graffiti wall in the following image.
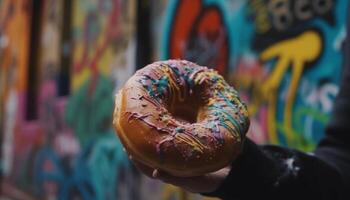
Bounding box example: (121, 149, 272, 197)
(1, 0, 147, 199)
(65, 0, 137, 199)
(2, 0, 346, 199)
(1, 0, 216, 199)
(154, 0, 348, 151)
(0, 0, 32, 181)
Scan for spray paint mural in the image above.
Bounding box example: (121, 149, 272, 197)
(68, 0, 218, 199)
(0, 0, 219, 199)
(66, 0, 137, 198)
(3, 0, 346, 199)
(0, 0, 32, 181)
(1, 0, 147, 199)
(156, 0, 348, 151)
(1, 0, 217, 199)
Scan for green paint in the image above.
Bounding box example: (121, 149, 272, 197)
(294, 107, 330, 132)
(88, 131, 130, 200)
(276, 122, 316, 151)
(65, 75, 114, 146)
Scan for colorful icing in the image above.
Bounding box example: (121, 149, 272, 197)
(125, 60, 249, 160)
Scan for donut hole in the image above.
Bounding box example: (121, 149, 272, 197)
(168, 94, 203, 124)
(171, 105, 198, 124)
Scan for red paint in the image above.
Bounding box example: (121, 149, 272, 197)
(169, 0, 229, 74)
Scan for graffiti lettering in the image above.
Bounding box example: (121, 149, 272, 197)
(295, 0, 313, 20)
(313, 0, 334, 14)
(268, 0, 334, 31)
(269, 0, 293, 31)
(249, 0, 271, 33)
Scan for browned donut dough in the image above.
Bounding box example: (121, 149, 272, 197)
(113, 60, 250, 177)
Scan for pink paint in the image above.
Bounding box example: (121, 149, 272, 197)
(247, 106, 269, 144)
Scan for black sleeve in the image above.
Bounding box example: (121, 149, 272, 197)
(202, 8, 350, 200)
(203, 139, 348, 200)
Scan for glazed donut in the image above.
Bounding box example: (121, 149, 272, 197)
(113, 60, 249, 177)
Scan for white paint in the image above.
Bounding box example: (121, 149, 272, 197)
(112, 37, 136, 93)
(302, 79, 339, 112)
(2, 90, 17, 176)
(333, 25, 346, 51)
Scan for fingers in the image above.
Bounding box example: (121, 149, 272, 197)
(132, 159, 229, 193)
(153, 169, 187, 185)
(128, 151, 230, 193)
(131, 159, 188, 187)
(129, 154, 190, 185)
(152, 169, 159, 178)
(132, 159, 186, 186)
(153, 169, 198, 190)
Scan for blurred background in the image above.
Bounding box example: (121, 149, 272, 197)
(0, 0, 348, 199)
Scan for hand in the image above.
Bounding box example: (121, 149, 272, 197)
(130, 156, 231, 194)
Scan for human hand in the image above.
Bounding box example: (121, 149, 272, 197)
(130, 157, 231, 194)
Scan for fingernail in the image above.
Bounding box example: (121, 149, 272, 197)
(152, 169, 159, 178)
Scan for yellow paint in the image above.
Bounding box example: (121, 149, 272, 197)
(260, 30, 321, 145)
(72, 68, 91, 91)
(161, 184, 190, 200)
(98, 47, 113, 76)
(161, 184, 220, 200)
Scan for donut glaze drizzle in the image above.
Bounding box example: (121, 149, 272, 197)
(127, 60, 248, 157)
(114, 60, 250, 176)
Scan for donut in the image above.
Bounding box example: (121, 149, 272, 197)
(113, 60, 249, 177)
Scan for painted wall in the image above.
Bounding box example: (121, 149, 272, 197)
(2, 0, 345, 199)
(1, 0, 138, 199)
(0, 0, 32, 181)
(154, 0, 348, 151)
(0, 0, 218, 199)
(0, 0, 140, 199)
